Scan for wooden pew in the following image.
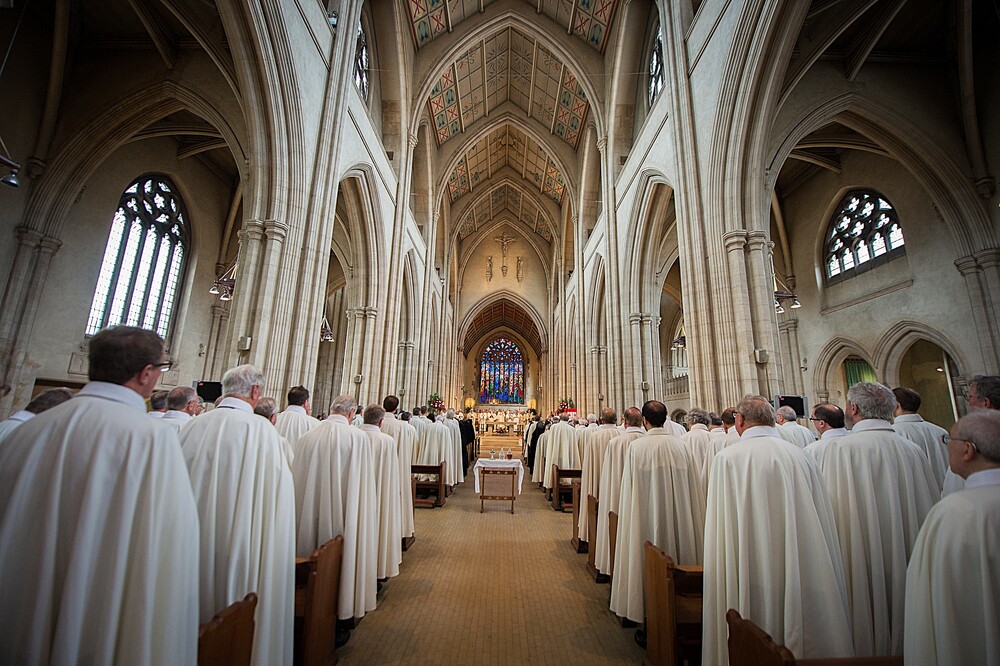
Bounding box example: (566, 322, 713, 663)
(586, 495, 607, 581)
(643, 541, 703, 666)
(570, 480, 587, 552)
(295, 535, 344, 666)
(198, 593, 258, 666)
(726, 609, 903, 666)
(411, 461, 447, 508)
(608, 510, 619, 584)
(551, 465, 581, 511)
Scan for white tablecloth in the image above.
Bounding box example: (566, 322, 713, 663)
(473, 458, 524, 494)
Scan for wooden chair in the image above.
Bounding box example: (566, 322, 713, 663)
(643, 542, 703, 666)
(295, 536, 344, 666)
(551, 465, 581, 511)
(726, 609, 903, 666)
(479, 467, 517, 513)
(411, 461, 447, 507)
(586, 494, 607, 581)
(198, 593, 258, 666)
(570, 480, 587, 552)
(608, 510, 619, 582)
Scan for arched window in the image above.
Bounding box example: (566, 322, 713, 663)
(478, 337, 525, 404)
(85, 175, 188, 338)
(648, 23, 664, 107)
(825, 189, 905, 284)
(354, 23, 370, 102)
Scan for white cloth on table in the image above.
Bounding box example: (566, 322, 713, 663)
(359, 424, 402, 580)
(904, 468, 1000, 666)
(0, 382, 199, 665)
(473, 458, 524, 494)
(806, 418, 938, 657)
(276, 404, 322, 446)
(610, 428, 705, 623)
(703, 426, 853, 666)
(0, 409, 33, 443)
(777, 420, 816, 447)
(543, 421, 581, 489)
(893, 413, 950, 492)
(181, 396, 296, 666)
(577, 424, 620, 542)
(594, 427, 645, 575)
(291, 414, 378, 621)
(381, 412, 416, 539)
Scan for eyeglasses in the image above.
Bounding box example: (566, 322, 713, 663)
(151, 360, 173, 372)
(942, 433, 979, 454)
(808, 417, 825, 422)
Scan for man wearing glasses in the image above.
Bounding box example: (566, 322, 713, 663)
(904, 409, 1000, 666)
(808, 403, 848, 441)
(965, 374, 1000, 411)
(0, 326, 199, 664)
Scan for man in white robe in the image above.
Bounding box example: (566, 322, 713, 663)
(160, 385, 201, 431)
(776, 405, 816, 446)
(809, 402, 849, 440)
(892, 386, 949, 491)
(681, 407, 714, 492)
(181, 364, 296, 666)
(293, 395, 378, 624)
(0, 386, 73, 443)
(543, 413, 581, 490)
(445, 408, 466, 481)
(942, 374, 1000, 496)
(594, 408, 646, 576)
(703, 395, 853, 665)
(808, 381, 938, 657)
(276, 384, 322, 446)
(381, 395, 416, 545)
(0, 327, 199, 664)
(254, 396, 296, 466)
(611, 401, 705, 623)
(147, 388, 168, 418)
(577, 408, 620, 545)
(531, 427, 549, 484)
(904, 410, 1000, 665)
(360, 405, 403, 580)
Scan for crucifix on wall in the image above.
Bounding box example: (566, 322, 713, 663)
(494, 232, 516, 278)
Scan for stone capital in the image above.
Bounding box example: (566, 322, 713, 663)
(746, 230, 771, 251)
(15, 227, 44, 248)
(38, 236, 63, 255)
(263, 219, 289, 243)
(407, 133, 419, 148)
(954, 255, 981, 276)
(973, 248, 1000, 269)
(239, 219, 266, 242)
(629, 312, 642, 325)
(722, 230, 748, 252)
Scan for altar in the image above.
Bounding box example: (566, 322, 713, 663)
(474, 405, 530, 435)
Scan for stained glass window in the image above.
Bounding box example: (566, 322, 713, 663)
(478, 337, 525, 404)
(85, 175, 188, 338)
(648, 24, 664, 108)
(354, 24, 370, 103)
(824, 189, 905, 284)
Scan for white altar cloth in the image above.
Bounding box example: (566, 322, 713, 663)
(473, 458, 524, 494)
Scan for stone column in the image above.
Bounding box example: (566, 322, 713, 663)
(628, 312, 644, 407)
(956, 252, 1000, 373)
(205, 304, 230, 379)
(723, 231, 753, 398)
(745, 231, 783, 396)
(0, 228, 44, 364)
(225, 219, 265, 368)
(258, 219, 290, 388)
(650, 315, 663, 397)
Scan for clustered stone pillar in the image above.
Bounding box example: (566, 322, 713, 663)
(722, 230, 754, 399)
(955, 249, 1000, 373)
(225, 219, 265, 369)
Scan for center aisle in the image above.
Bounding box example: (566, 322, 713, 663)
(338, 467, 645, 664)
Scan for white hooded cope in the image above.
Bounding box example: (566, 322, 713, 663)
(275, 403, 321, 445)
(381, 412, 417, 539)
(703, 426, 853, 666)
(594, 427, 645, 575)
(892, 413, 950, 491)
(291, 414, 378, 621)
(576, 423, 621, 542)
(359, 424, 403, 579)
(0, 383, 200, 665)
(543, 420, 581, 489)
(181, 396, 297, 666)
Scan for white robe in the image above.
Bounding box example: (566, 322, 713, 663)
(444, 416, 465, 484)
(543, 421, 581, 489)
(666, 418, 687, 438)
(904, 469, 1000, 666)
(777, 420, 817, 447)
(594, 427, 645, 575)
(0, 409, 33, 443)
(531, 431, 549, 484)
(703, 426, 853, 666)
(159, 408, 192, 431)
(610, 428, 706, 622)
(681, 423, 714, 492)
(416, 420, 454, 484)
(380, 412, 416, 539)
(893, 413, 950, 492)
(807, 419, 939, 657)
(291, 414, 378, 620)
(577, 424, 620, 542)
(575, 425, 590, 464)
(275, 404, 321, 445)
(181, 397, 296, 666)
(359, 425, 403, 579)
(0, 382, 199, 665)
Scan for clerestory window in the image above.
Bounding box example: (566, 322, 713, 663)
(824, 189, 905, 285)
(354, 24, 370, 103)
(648, 23, 664, 108)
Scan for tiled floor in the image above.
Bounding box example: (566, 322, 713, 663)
(338, 466, 646, 664)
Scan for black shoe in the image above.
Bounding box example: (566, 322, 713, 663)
(634, 629, 646, 649)
(335, 628, 351, 648)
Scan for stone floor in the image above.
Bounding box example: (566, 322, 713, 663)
(337, 462, 646, 665)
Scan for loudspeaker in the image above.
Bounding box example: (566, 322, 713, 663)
(195, 381, 223, 403)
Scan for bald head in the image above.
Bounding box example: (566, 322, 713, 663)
(623, 407, 643, 428)
(949, 410, 1000, 478)
(599, 407, 617, 424)
(735, 395, 775, 433)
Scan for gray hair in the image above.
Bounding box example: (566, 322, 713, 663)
(330, 394, 357, 417)
(167, 386, 198, 411)
(254, 397, 278, 420)
(363, 404, 385, 425)
(222, 364, 265, 398)
(775, 405, 798, 422)
(685, 408, 711, 426)
(587, 413, 597, 423)
(623, 407, 643, 427)
(847, 381, 896, 421)
(736, 395, 775, 427)
(559, 413, 570, 421)
(969, 375, 1000, 408)
(954, 410, 1000, 462)
(446, 408, 456, 418)
(600, 407, 617, 424)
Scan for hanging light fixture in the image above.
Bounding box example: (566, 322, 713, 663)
(211, 261, 237, 301)
(773, 275, 800, 314)
(320, 313, 335, 343)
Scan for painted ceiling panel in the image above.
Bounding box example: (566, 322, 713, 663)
(457, 182, 554, 244)
(464, 297, 543, 357)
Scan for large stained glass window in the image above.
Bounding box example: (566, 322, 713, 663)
(479, 337, 525, 404)
(824, 189, 905, 285)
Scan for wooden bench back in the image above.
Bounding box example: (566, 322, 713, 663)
(644, 542, 704, 666)
(198, 592, 258, 666)
(298, 535, 344, 666)
(608, 511, 619, 577)
(412, 461, 447, 507)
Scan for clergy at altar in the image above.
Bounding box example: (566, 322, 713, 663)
(380, 395, 416, 545)
(703, 395, 853, 666)
(775, 405, 817, 446)
(576, 408, 621, 545)
(275, 385, 322, 445)
(291, 395, 378, 623)
(543, 413, 581, 490)
(681, 408, 714, 491)
(593, 408, 646, 577)
(807, 381, 938, 658)
(0, 326, 199, 665)
(160, 385, 201, 431)
(180, 364, 296, 666)
(445, 408, 468, 476)
(359, 405, 403, 580)
(904, 410, 1000, 666)
(892, 386, 950, 491)
(810, 403, 848, 440)
(610, 401, 705, 623)
(0, 386, 73, 442)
